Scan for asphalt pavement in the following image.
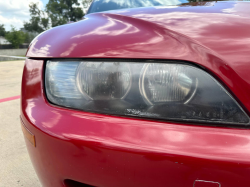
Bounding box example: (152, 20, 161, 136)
(0, 60, 41, 187)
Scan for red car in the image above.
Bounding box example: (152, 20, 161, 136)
(21, 0, 250, 186)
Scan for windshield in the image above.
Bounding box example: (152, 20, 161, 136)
(87, 0, 219, 14)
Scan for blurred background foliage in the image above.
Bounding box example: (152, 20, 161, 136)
(24, 0, 92, 33)
(4, 27, 26, 49)
(0, 0, 93, 48)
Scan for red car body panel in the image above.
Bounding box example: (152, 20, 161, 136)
(22, 1, 250, 187)
(21, 59, 250, 187)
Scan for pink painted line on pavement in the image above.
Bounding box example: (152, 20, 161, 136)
(0, 95, 20, 103)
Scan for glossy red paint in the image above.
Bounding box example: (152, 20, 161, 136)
(22, 58, 250, 187)
(22, 1, 250, 187)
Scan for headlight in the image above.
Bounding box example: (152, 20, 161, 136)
(45, 60, 250, 126)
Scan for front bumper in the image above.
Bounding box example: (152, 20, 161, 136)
(21, 59, 250, 187)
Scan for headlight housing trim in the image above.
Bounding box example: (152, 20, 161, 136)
(44, 59, 250, 127)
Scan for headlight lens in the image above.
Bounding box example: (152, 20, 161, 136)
(45, 60, 250, 126)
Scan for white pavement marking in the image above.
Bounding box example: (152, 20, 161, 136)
(0, 55, 26, 59)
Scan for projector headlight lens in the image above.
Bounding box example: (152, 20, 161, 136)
(45, 60, 250, 126)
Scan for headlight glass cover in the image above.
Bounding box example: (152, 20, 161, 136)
(45, 60, 250, 126)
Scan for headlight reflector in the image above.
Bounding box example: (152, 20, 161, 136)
(76, 62, 131, 100)
(45, 60, 250, 126)
(140, 63, 197, 105)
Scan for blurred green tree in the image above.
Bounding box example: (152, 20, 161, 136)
(25, 0, 84, 32)
(23, 32, 37, 44)
(82, 0, 93, 13)
(24, 3, 50, 33)
(5, 27, 26, 49)
(0, 24, 7, 37)
(46, 0, 84, 27)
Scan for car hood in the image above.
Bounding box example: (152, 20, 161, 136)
(26, 1, 250, 113)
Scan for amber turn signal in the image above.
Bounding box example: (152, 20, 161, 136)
(20, 120, 36, 147)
